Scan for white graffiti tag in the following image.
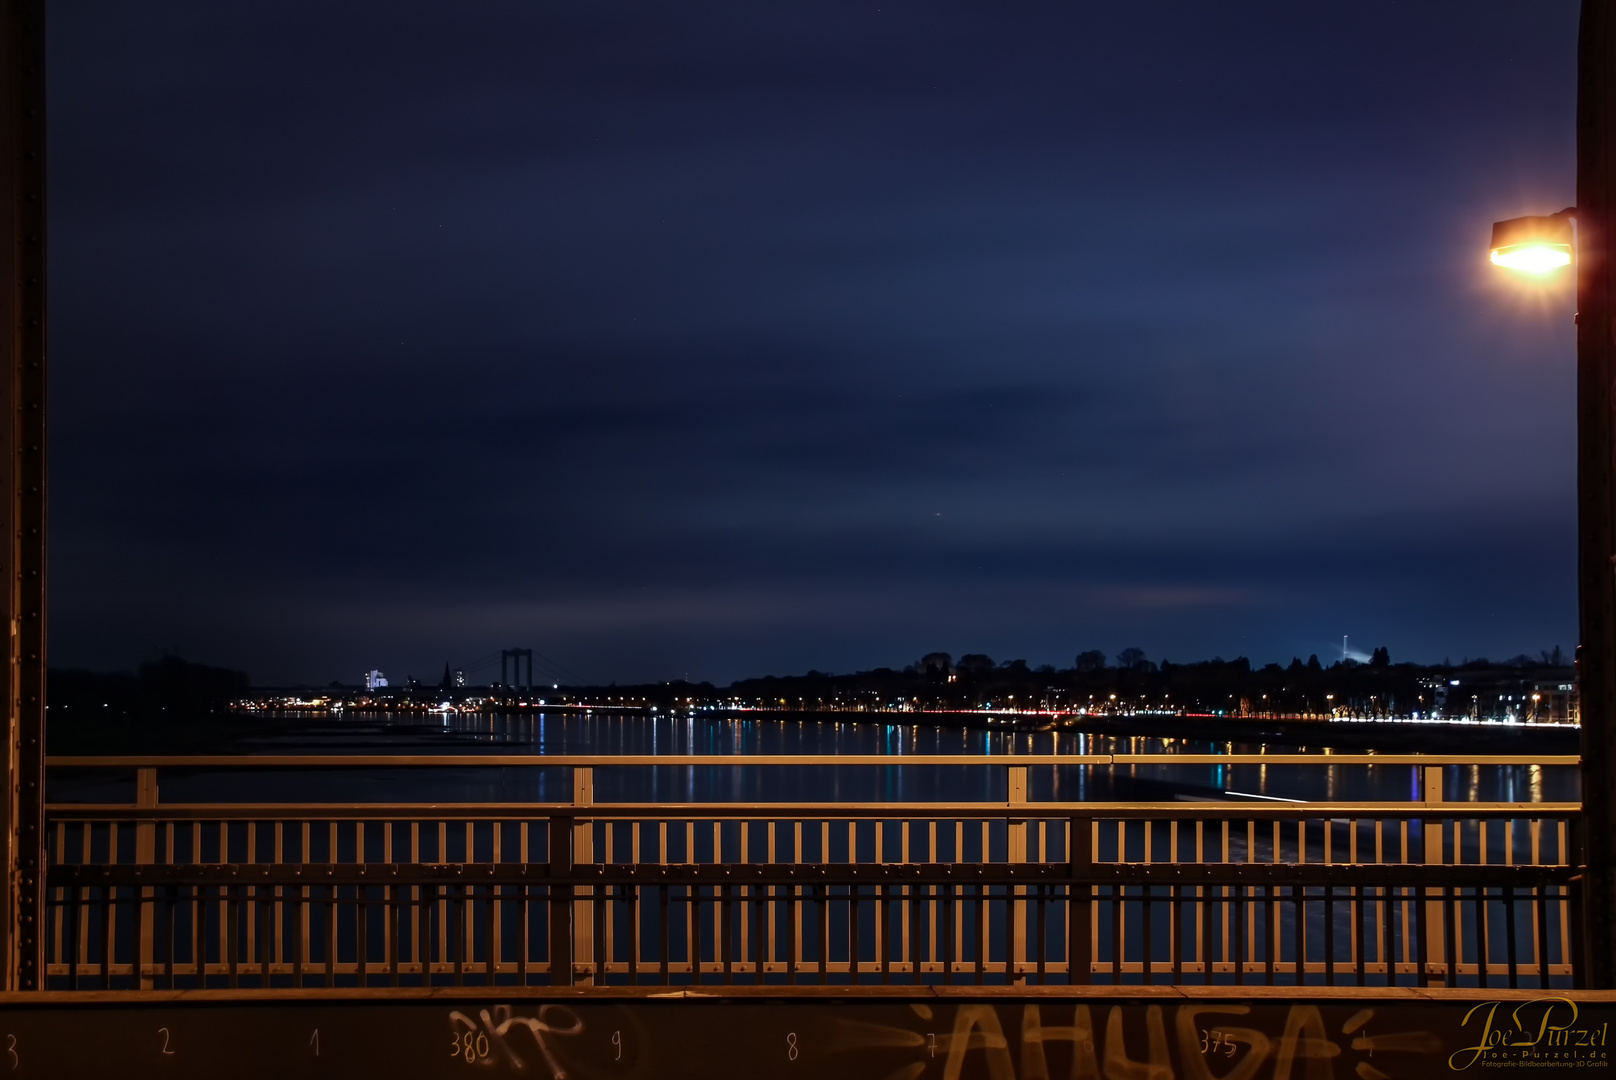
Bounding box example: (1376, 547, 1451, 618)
(449, 1004, 586, 1076)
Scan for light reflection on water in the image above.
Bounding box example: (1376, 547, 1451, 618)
(47, 710, 1580, 806)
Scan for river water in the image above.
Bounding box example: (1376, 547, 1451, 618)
(49, 709, 1580, 807)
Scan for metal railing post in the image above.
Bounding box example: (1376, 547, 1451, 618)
(1008, 765, 1027, 983)
(0, 0, 50, 994)
(135, 768, 157, 989)
(572, 766, 594, 984)
(1068, 815, 1092, 985)
(1579, 0, 1616, 990)
(548, 810, 573, 987)
(1423, 765, 1446, 985)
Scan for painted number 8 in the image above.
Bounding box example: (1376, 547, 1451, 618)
(787, 1032, 799, 1061)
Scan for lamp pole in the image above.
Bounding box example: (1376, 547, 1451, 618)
(1579, 0, 1616, 989)
(0, 0, 49, 992)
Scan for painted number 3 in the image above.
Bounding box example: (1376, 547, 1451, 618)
(451, 1030, 489, 1063)
(787, 1032, 799, 1061)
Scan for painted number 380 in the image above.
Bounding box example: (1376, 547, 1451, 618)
(451, 1030, 490, 1063)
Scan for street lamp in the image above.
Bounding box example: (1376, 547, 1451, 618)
(1489, 213, 1575, 274)
(1488, 1, 1616, 987)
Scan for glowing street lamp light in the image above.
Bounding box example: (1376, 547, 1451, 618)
(1488, 213, 1575, 274)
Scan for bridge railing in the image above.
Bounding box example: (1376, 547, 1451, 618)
(39, 753, 1583, 991)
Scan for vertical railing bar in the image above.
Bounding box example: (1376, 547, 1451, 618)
(1198, 876, 1213, 987)
(1192, 820, 1203, 977)
(818, 881, 830, 985)
(1563, 817, 1579, 988)
(419, 884, 434, 989)
(1263, 884, 1275, 986)
(1172, 884, 1185, 985)
(1503, 883, 1519, 990)
(77, 824, 91, 982)
(259, 877, 273, 989)
(1350, 817, 1361, 977)
(549, 813, 573, 988)
(98, 883, 113, 990)
(593, 880, 607, 986)
(163, 885, 175, 990)
(1036, 883, 1048, 985)
(294, 821, 309, 980)
(1533, 874, 1551, 990)
(753, 879, 766, 987)
(389, 872, 401, 988)
(66, 878, 79, 990)
(880, 882, 891, 985)
(1414, 884, 1430, 988)
(1069, 816, 1092, 986)
(1385, 884, 1398, 988)
(1324, 881, 1336, 986)
(1291, 884, 1303, 988)
(1354, 881, 1367, 988)
(1000, 880, 1014, 987)
(659, 883, 670, 986)
(1444, 883, 1458, 988)
(1110, 883, 1122, 985)
(226, 883, 239, 990)
(785, 875, 797, 986)
(849, 880, 861, 987)
(1141, 878, 1153, 987)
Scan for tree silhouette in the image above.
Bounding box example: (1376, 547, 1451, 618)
(1075, 650, 1106, 673)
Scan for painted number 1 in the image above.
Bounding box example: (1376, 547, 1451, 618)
(787, 1032, 799, 1061)
(311, 1029, 320, 1057)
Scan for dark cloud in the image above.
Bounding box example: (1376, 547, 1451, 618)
(47, 0, 1581, 683)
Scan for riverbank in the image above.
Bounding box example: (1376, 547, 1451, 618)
(1039, 712, 1578, 754)
(45, 703, 1580, 756)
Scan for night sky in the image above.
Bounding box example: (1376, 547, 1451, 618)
(46, 1, 1583, 686)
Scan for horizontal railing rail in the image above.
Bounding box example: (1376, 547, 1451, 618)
(41, 801, 1585, 820)
(51, 861, 1574, 888)
(45, 753, 1585, 767)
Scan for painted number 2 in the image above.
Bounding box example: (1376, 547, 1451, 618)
(787, 1032, 799, 1061)
(159, 1028, 175, 1056)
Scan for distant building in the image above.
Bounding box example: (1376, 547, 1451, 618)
(1438, 669, 1576, 723)
(365, 670, 388, 690)
(1532, 679, 1578, 724)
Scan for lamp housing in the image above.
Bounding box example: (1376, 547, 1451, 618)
(1490, 214, 1574, 274)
